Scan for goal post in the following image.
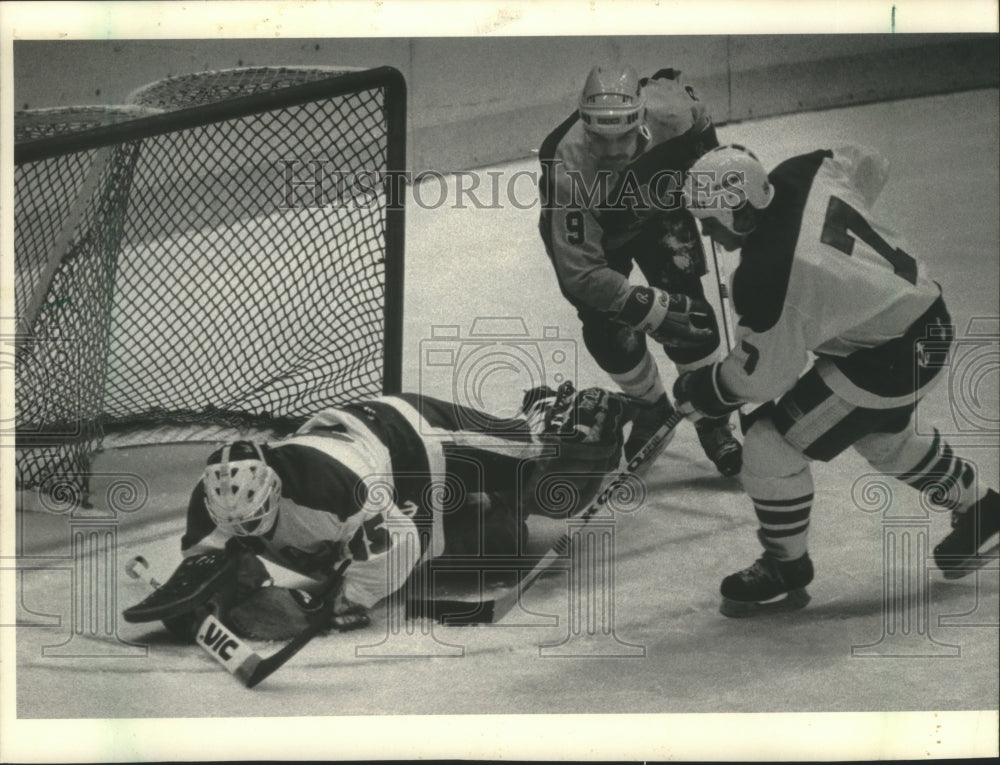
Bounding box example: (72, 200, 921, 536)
(13, 66, 407, 494)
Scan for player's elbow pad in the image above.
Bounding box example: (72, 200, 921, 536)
(616, 285, 712, 347)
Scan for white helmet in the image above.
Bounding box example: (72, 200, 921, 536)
(202, 441, 282, 536)
(578, 65, 646, 136)
(683, 144, 775, 234)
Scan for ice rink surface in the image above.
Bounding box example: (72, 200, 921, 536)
(10, 89, 999, 750)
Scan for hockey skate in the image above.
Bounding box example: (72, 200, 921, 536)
(695, 416, 743, 477)
(933, 489, 1000, 579)
(623, 393, 676, 464)
(719, 553, 813, 618)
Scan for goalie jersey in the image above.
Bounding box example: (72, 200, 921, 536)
(538, 68, 719, 314)
(719, 145, 944, 409)
(181, 391, 624, 608)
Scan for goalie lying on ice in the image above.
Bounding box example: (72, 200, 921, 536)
(122, 383, 641, 640)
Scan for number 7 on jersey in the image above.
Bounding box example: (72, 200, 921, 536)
(821, 196, 918, 285)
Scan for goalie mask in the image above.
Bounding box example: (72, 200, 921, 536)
(578, 65, 646, 136)
(202, 441, 282, 537)
(683, 144, 775, 236)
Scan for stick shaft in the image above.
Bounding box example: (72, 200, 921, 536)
(708, 239, 736, 354)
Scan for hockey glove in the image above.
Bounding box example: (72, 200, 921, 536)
(532, 385, 628, 445)
(226, 560, 370, 640)
(564, 387, 628, 444)
(521, 380, 578, 435)
(617, 286, 713, 350)
(673, 364, 743, 422)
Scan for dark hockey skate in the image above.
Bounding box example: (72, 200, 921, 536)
(623, 393, 676, 463)
(720, 553, 813, 618)
(933, 489, 1000, 579)
(695, 416, 742, 477)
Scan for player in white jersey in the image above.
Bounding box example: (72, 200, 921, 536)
(675, 144, 999, 616)
(123, 384, 636, 638)
(538, 64, 742, 477)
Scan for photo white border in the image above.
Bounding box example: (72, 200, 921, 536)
(2, 1, 998, 761)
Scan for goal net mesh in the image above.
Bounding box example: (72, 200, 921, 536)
(14, 66, 405, 493)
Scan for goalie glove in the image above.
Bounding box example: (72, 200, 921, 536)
(226, 586, 370, 640)
(617, 285, 713, 349)
(673, 363, 743, 422)
(226, 560, 370, 640)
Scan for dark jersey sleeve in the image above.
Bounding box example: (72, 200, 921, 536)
(598, 132, 712, 244)
(732, 150, 832, 333)
(264, 442, 366, 523)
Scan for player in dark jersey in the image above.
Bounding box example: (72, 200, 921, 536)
(675, 144, 999, 616)
(537, 64, 742, 477)
(123, 384, 637, 638)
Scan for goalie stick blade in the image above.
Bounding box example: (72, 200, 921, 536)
(719, 587, 811, 618)
(243, 621, 325, 688)
(130, 555, 350, 688)
(410, 412, 685, 626)
(405, 596, 498, 625)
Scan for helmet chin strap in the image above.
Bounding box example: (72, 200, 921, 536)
(730, 204, 759, 235)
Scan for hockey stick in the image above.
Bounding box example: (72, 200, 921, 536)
(708, 239, 736, 356)
(708, 238, 757, 435)
(408, 408, 685, 624)
(126, 555, 347, 688)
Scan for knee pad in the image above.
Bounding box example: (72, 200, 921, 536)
(742, 418, 813, 502)
(852, 427, 926, 474)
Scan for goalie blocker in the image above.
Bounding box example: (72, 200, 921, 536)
(122, 539, 371, 642)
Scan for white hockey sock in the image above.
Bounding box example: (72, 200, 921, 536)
(609, 351, 664, 403)
(742, 417, 814, 561)
(743, 465, 814, 561)
(855, 427, 985, 512)
(673, 348, 723, 376)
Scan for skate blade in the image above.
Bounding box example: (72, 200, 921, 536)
(939, 541, 1000, 580)
(719, 587, 811, 618)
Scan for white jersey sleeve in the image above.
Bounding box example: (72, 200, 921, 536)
(339, 504, 419, 608)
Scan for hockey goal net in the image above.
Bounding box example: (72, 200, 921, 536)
(13, 66, 406, 494)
